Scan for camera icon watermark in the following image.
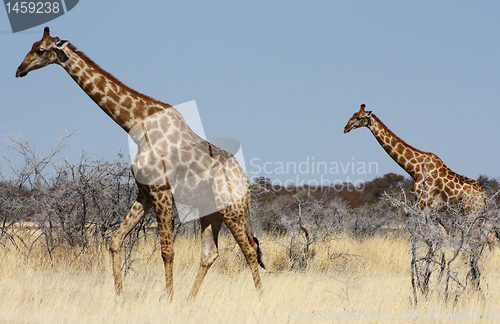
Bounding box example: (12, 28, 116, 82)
(127, 100, 248, 223)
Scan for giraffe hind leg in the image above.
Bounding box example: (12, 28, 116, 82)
(150, 188, 175, 301)
(188, 210, 223, 299)
(224, 209, 263, 297)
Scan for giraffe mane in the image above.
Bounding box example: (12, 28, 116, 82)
(67, 43, 172, 109)
(371, 114, 428, 155)
(372, 114, 479, 185)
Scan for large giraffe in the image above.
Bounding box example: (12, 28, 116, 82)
(344, 104, 487, 214)
(16, 27, 264, 300)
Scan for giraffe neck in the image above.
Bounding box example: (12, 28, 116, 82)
(368, 114, 425, 180)
(58, 44, 170, 132)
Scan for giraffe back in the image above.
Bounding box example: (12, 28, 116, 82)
(129, 107, 249, 211)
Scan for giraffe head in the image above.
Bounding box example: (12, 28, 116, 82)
(16, 27, 69, 78)
(344, 104, 373, 133)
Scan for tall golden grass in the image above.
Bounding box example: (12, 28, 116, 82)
(0, 231, 499, 323)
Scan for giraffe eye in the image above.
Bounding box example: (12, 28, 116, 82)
(356, 116, 363, 120)
(36, 49, 46, 56)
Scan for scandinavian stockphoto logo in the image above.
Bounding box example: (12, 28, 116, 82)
(127, 101, 247, 223)
(3, 0, 79, 33)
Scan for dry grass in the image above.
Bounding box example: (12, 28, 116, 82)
(0, 231, 499, 323)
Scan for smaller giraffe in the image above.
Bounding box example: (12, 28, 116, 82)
(344, 104, 486, 215)
(344, 104, 493, 289)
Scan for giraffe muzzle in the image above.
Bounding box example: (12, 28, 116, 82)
(15, 66, 28, 78)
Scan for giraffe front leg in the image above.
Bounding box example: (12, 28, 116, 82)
(150, 189, 175, 301)
(110, 199, 152, 295)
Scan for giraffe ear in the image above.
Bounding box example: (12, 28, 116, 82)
(53, 40, 69, 62)
(55, 39, 69, 50)
(366, 110, 372, 116)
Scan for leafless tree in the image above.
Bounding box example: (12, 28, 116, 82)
(0, 133, 156, 268)
(251, 182, 351, 270)
(384, 187, 499, 304)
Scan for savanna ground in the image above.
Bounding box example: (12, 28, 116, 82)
(1, 231, 500, 324)
(2, 136, 500, 323)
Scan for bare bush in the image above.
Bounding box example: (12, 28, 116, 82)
(384, 188, 499, 304)
(250, 180, 351, 270)
(0, 133, 156, 267)
(348, 200, 401, 239)
(249, 177, 285, 235)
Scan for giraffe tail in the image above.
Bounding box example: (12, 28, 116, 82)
(246, 192, 265, 269)
(253, 236, 266, 269)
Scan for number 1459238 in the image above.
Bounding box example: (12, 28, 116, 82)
(5, 2, 60, 14)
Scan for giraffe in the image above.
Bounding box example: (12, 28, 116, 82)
(344, 104, 489, 289)
(16, 27, 264, 300)
(344, 104, 486, 214)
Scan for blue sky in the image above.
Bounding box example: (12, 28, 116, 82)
(1, 1, 500, 187)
